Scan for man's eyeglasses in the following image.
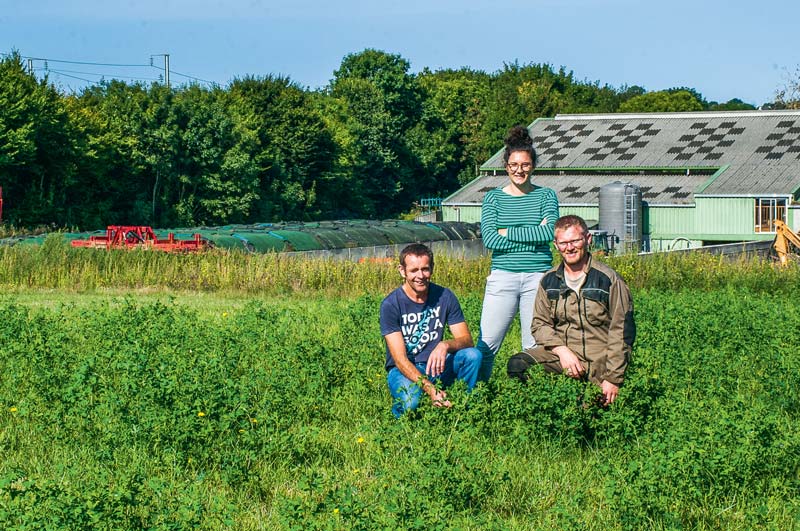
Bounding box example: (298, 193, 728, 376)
(506, 162, 532, 172)
(555, 237, 586, 249)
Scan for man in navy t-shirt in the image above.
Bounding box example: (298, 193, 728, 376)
(380, 243, 482, 417)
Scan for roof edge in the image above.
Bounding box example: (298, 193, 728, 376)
(695, 193, 793, 199)
(553, 110, 800, 120)
(695, 165, 729, 194)
(481, 166, 722, 172)
(442, 202, 483, 207)
(441, 174, 484, 202)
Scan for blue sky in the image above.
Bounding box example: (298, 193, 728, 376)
(2, 0, 798, 106)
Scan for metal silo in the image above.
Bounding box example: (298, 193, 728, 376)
(598, 181, 642, 253)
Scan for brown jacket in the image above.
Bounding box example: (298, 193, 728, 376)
(532, 254, 635, 385)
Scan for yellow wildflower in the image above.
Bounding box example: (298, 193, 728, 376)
(357, 436, 365, 444)
(333, 508, 339, 515)
(197, 411, 206, 417)
(9, 407, 17, 413)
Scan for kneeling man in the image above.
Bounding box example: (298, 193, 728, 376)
(507, 215, 635, 405)
(381, 243, 482, 417)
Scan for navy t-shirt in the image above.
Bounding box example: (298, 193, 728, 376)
(379, 283, 466, 371)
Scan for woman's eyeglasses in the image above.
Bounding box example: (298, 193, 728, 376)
(506, 162, 532, 172)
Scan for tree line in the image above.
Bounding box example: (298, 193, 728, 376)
(0, 49, 762, 229)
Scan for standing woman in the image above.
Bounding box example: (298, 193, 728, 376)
(477, 125, 559, 382)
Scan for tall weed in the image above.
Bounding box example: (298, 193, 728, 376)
(2, 235, 799, 296)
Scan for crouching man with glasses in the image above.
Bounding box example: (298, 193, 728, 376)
(507, 215, 636, 406)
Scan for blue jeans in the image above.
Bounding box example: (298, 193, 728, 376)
(477, 270, 544, 383)
(386, 347, 482, 418)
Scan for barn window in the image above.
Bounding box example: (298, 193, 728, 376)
(754, 198, 786, 233)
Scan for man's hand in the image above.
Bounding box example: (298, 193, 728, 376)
(425, 342, 449, 378)
(554, 346, 584, 379)
(600, 380, 619, 405)
(428, 387, 451, 409)
(422, 378, 451, 408)
(498, 228, 508, 237)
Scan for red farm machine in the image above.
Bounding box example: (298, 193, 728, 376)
(70, 226, 212, 252)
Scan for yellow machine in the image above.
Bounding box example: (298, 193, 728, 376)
(771, 220, 800, 266)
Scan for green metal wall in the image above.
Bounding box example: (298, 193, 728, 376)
(442, 206, 482, 223)
(693, 197, 754, 238)
(790, 207, 800, 231)
(447, 197, 784, 244)
(646, 198, 782, 243)
(444, 205, 600, 225)
(645, 205, 695, 239)
(558, 206, 598, 224)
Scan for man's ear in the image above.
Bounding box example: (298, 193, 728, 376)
(398, 265, 405, 278)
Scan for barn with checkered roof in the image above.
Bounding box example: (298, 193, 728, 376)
(442, 110, 800, 251)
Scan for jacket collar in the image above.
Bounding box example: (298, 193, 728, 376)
(555, 252, 593, 281)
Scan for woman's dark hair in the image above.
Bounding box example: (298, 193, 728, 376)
(502, 125, 537, 167)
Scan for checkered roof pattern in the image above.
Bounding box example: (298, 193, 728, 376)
(463, 110, 800, 206)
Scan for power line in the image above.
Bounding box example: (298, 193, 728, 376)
(40, 68, 162, 83)
(5, 51, 218, 90)
(40, 69, 97, 84)
(170, 69, 217, 86)
(23, 55, 150, 68)
(33, 62, 167, 89)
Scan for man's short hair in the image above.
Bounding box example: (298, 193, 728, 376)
(554, 215, 589, 234)
(399, 243, 434, 269)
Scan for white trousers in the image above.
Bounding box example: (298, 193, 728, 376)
(476, 270, 544, 382)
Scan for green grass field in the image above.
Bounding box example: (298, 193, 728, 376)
(1, 240, 799, 530)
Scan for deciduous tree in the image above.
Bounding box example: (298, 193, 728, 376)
(0, 52, 77, 225)
(228, 75, 337, 221)
(773, 65, 800, 109)
(328, 49, 422, 217)
(618, 90, 704, 113)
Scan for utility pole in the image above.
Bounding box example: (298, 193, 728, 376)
(150, 54, 170, 87)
